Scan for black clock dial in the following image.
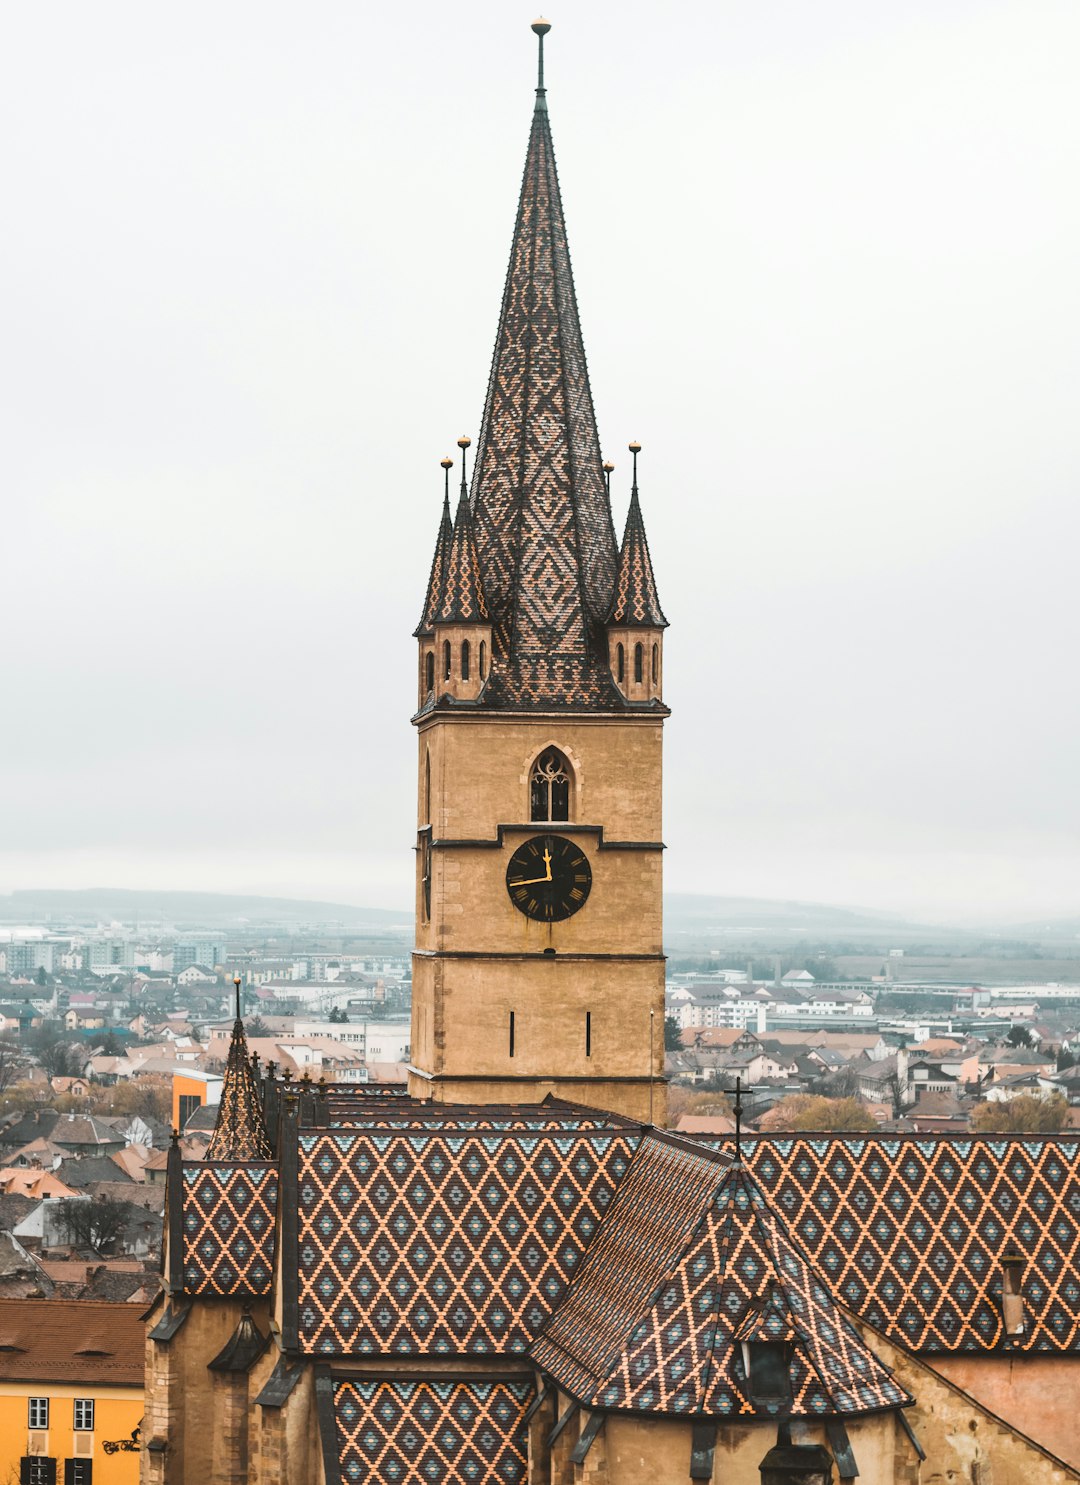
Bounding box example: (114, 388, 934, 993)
(505, 834, 592, 922)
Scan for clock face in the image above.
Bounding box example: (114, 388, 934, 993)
(505, 834, 592, 922)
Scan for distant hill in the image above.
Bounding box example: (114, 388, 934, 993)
(664, 893, 922, 934)
(0, 889, 410, 929)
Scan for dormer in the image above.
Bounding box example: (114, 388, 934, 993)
(606, 442, 668, 703)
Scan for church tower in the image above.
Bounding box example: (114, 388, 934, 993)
(409, 21, 668, 1122)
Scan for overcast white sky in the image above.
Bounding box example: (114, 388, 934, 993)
(2, 1, 1078, 923)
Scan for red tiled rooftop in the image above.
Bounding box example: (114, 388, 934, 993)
(0, 1298, 145, 1385)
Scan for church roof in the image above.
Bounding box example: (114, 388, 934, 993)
(731, 1134, 1080, 1354)
(293, 1125, 639, 1355)
(608, 477, 668, 628)
(531, 1133, 908, 1419)
(467, 52, 623, 710)
(180, 1160, 278, 1297)
(206, 1014, 272, 1161)
(434, 480, 488, 625)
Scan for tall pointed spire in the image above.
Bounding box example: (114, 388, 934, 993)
(414, 458, 455, 637)
(609, 442, 668, 627)
(436, 437, 488, 623)
(206, 976, 272, 1161)
(469, 19, 621, 708)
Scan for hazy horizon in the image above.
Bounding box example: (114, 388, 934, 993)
(4, 1, 1078, 922)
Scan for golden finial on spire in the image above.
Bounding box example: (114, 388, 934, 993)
(531, 18, 551, 99)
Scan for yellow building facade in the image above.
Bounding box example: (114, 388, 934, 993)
(0, 1299, 143, 1485)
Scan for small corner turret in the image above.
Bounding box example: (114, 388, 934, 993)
(415, 440, 493, 709)
(607, 442, 668, 703)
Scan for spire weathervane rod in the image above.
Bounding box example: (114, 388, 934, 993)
(629, 440, 641, 493)
(603, 460, 614, 502)
(532, 17, 551, 106)
(233, 974, 242, 1023)
(733, 1074, 743, 1162)
(457, 434, 471, 494)
(441, 455, 453, 507)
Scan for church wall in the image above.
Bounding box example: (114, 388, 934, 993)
(928, 1353, 1080, 1473)
(851, 1323, 1080, 1483)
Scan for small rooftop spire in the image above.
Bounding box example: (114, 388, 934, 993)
(414, 457, 456, 637)
(206, 975, 272, 1161)
(608, 441, 668, 628)
(532, 17, 551, 107)
(437, 437, 488, 624)
(733, 1075, 744, 1163)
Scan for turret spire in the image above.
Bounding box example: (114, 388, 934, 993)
(437, 437, 488, 623)
(608, 441, 668, 628)
(532, 17, 551, 108)
(414, 458, 455, 637)
(206, 974, 272, 1161)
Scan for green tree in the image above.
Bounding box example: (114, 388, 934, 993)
(663, 1014, 682, 1051)
(1006, 1025, 1035, 1049)
(246, 1015, 269, 1038)
(970, 1093, 1069, 1133)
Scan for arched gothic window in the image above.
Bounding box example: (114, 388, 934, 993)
(652, 643, 659, 684)
(425, 651, 435, 693)
(461, 639, 470, 681)
(634, 643, 643, 683)
(616, 643, 624, 682)
(530, 747, 571, 822)
(443, 640, 451, 681)
(479, 640, 487, 680)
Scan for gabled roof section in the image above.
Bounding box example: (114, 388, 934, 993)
(469, 57, 622, 709)
(731, 1134, 1080, 1354)
(531, 1133, 909, 1419)
(206, 1015, 272, 1162)
(295, 1126, 638, 1355)
(414, 479, 454, 637)
(435, 482, 488, 624)
(608, 480, 668, 628)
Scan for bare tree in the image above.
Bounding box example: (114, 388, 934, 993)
(0, 1038, 22, 1097)
(28, 1023, 84, 1079)
(56, 1195, 134, 1254)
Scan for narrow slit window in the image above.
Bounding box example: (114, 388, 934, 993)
(530, 747, 571, 822)
(652, 643, 659, 684)
(509, 1010, 516, 1058)
(616, 643, 624, 682)
(634, 643, 643, 683)
(586, 1011, 592, 1058)
(424, 751, 431, 823)
(479, 640, 487, 679)
(426, 651, 435, 692)
(461, 639, 470, 681)
(443, 640, 451, 681)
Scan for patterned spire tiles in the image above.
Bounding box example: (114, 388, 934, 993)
(608, 485, 667, 628)
(206, 1017, 272, 1161)
(415, 488, 454, 636)
(295, 1127, 638, 1355)
(468, 93, 621, 709)
(435, 484, 488, 624)
(531, 1135, 909, 1420)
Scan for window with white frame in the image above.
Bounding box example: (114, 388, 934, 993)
(28, 1397, 49, 1429)
(74, 1399, 95, 1431)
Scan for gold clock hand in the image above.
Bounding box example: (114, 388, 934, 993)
(509, 873, 551, 887)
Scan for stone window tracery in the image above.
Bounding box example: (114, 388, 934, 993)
(530, 747, 571, 822)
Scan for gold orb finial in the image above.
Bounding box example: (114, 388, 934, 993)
(457, 435, 472, 449)
(628, 440, 641, 454)
(531, 17, 552, 37)
(440, 456, 453, 470)
(603, 461, 615, 474)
